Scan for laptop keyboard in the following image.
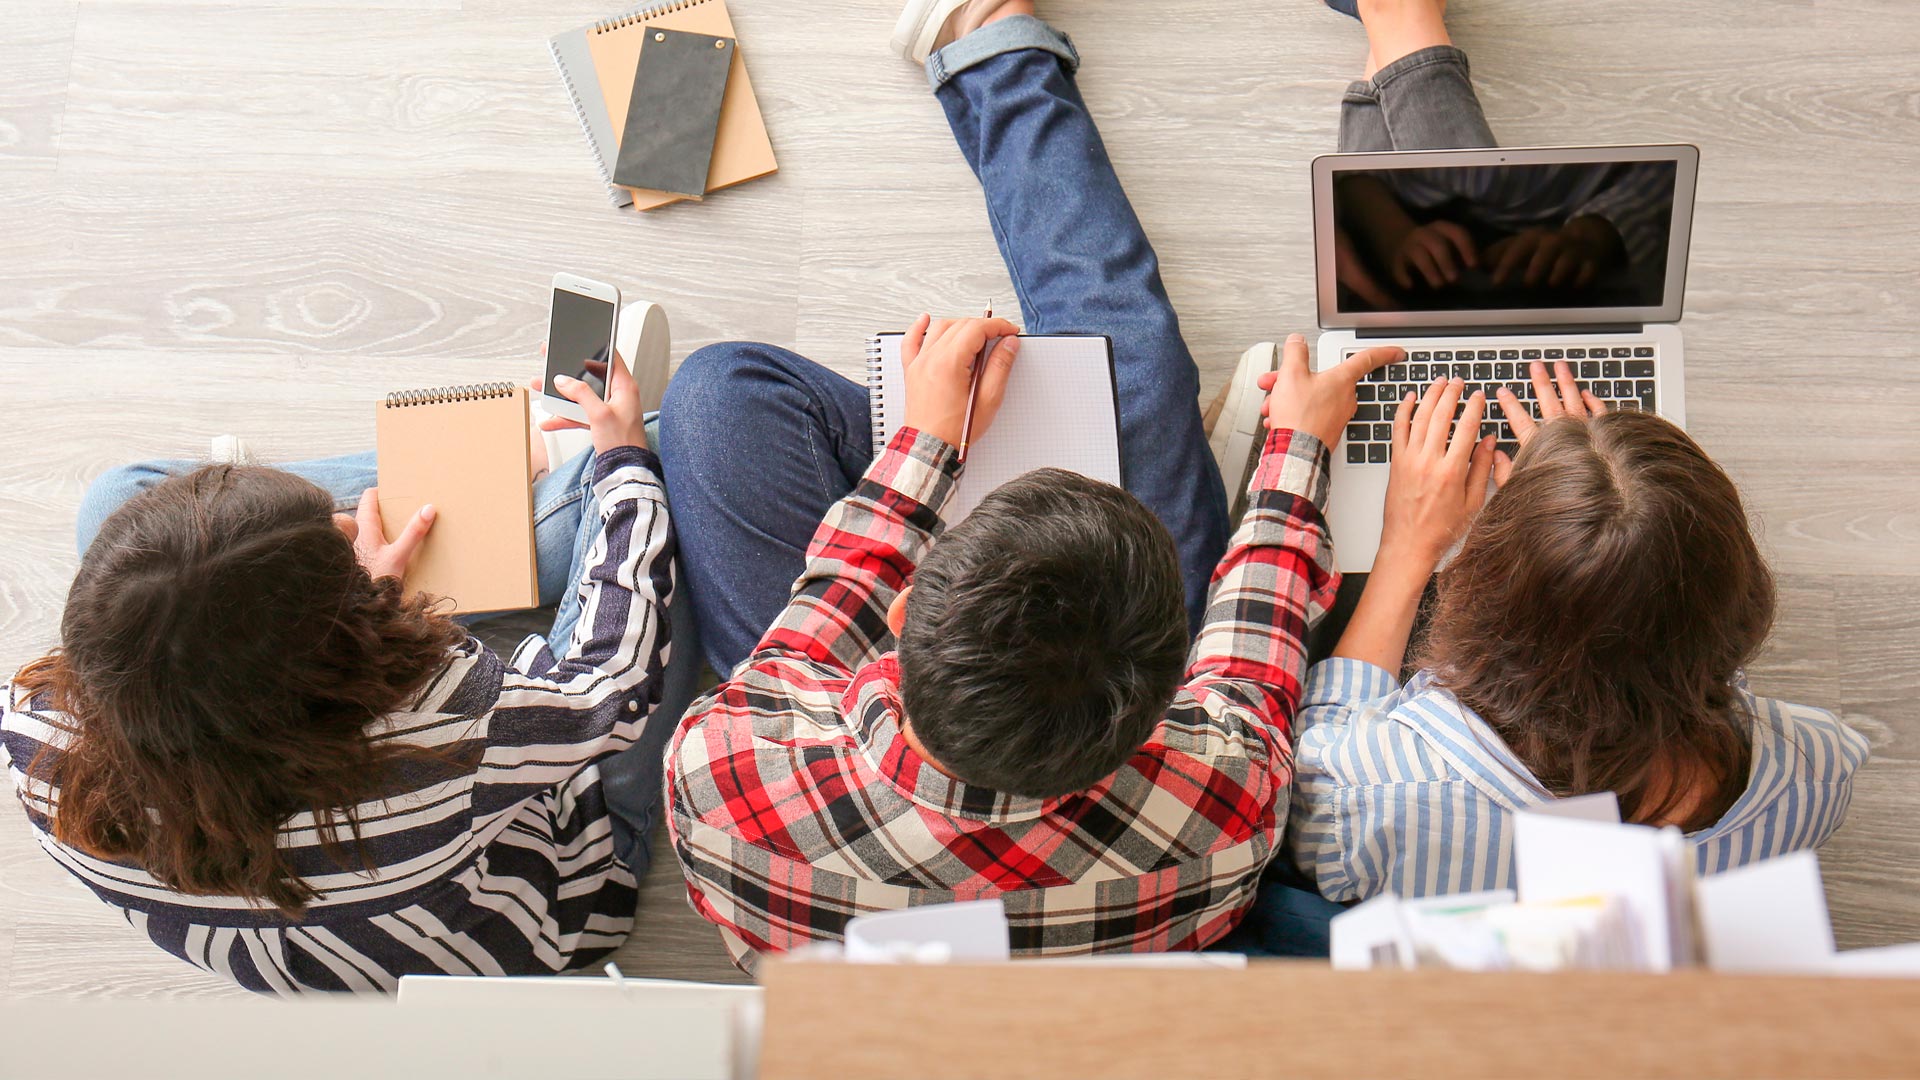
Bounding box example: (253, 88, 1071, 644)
(1341, 343, 1660, 465)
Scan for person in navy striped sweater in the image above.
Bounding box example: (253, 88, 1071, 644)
(1287, 362, 1870, 903)
(0, 358, 675, 994)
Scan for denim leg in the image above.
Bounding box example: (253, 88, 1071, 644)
(658, 341, 874, 675)
(1338, 45, 1496, 152)
(75, 452, 378, 555)
(930, 17, 1229, 634)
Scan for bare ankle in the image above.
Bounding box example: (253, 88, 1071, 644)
(982, 0, 1035, 26)
(1357, 0, 1450, 73)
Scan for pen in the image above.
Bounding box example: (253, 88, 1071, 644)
(958, 299, 993, 464)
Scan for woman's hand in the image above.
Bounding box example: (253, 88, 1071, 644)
(900, 313, 1022, 449)
(544, 349, 649, 454)
(337, 488, 436, 581)
(1260, 335, 1401, 448)
(1378, 377, 1497, 572)
(1491, 359, 1606, 485)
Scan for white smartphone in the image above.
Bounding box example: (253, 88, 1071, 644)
(543, 273, 622, 423)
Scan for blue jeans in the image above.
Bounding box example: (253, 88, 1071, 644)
(73, 423, 701, 876)
(660, 17, 1230, 675)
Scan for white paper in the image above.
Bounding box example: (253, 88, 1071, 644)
(842, 899, 1011, 963)
(1829, 943, 1920, 978)
(1527, 791, 1623, 824)
(1329, 894, 1417, 971)
(1513, 812, 1687, 971)
(873, 333, 1121, 525)
(1695, 850, 1834, 973)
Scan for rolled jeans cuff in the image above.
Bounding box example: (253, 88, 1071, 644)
(1345, 43, 1471, 100)
(925, 14, 1078, 89)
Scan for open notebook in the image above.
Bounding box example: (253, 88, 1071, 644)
(375, 383, 539, 615)
(866, 333, 1121, 524)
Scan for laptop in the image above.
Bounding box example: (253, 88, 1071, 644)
(1310, 144, 1700, 572)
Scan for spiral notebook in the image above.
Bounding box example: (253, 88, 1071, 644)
(867, 333, 1122, 525)
(549, 0, 776, 210)
(375, 383, 538, 615)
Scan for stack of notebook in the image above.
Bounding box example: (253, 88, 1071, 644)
(550, 0, 778, 209)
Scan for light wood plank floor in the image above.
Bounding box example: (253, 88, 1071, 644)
(2, 0, 1916, 997)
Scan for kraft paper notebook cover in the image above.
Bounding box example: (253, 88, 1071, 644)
(375, 383, 538, 615)
(866, 333, 1122, 525)
(588, 0, 776, 209)
(612, 28, 735, 196)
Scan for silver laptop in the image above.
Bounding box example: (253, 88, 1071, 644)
(1310, 144, 1700, 572)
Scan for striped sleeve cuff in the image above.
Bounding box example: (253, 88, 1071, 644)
(1304, 657, 1399, 707)
(590, 444, 664, 489)
(1252, 429, 1331, 511)
(864, 427, 961, 513)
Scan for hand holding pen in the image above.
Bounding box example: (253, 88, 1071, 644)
(900, 310, 1021, 454)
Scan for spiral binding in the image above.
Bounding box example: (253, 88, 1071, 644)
(865, 335, 888, 455)
(384, 382, 518, 409)
(593, 0, 702, 33)
(548, 38, 619, 201)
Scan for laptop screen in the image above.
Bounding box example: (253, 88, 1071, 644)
(1326, 157, 1685, 321)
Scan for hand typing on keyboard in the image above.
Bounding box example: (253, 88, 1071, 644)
(1377, 377, 1497, 571)
(1492, 360, 1605, 486)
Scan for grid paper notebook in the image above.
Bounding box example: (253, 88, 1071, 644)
(866, 333, 1121, 525)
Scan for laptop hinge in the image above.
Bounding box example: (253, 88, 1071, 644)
(1355, 323, 1646, 339)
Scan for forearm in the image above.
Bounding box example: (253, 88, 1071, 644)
(751, 427, 957, 672)
(1186, 430, 1337, 720)
(552, 447, 675, 681)
(1330, 546, 1432, 675)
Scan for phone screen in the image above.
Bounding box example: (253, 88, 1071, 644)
(546, 289, 617, 396)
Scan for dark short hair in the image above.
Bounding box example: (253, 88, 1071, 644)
(1424, 411, 1772, 829)
(897, 468, 1188, 799)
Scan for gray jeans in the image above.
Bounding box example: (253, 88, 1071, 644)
(1311, 45, 1493, 668)
(1338, 45, 1496, 152)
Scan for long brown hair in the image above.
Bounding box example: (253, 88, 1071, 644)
(17, 464, 464, 915)
(1423, 411, 1773, 829)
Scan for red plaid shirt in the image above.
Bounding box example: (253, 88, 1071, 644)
(665, 426, 1337, 968)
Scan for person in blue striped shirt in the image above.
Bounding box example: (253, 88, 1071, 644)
(1287, 362, 1870, 903)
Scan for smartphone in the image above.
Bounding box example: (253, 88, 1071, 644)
(542, 273, 622, 423)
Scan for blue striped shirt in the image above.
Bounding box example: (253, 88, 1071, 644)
(1288, 658, 1871, 902)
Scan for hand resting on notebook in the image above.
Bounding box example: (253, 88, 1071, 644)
(332, 487, 436, 583)
(535, 348, 650, 453)
(900, 313, 1022, 448)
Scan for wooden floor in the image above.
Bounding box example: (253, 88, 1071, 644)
(2, 0, 1917, 997)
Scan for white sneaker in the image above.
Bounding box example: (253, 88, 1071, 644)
(615, 300, 671, 415)
(1210, 343, 1276, 522)
(532, 300, 671, 473)
(890, 0, 1024, 64)
(209, 434, 252, 464)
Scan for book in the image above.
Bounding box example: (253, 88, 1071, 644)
(548, 0, 776, 211)
(375, 383, 538, 615)
(866, 332, 1122, 525)
(611, 28, 735, 196)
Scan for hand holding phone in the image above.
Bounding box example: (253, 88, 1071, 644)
(542, 346, 649, 454)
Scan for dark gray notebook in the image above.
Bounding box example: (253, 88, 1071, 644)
(611, 28, 734, 197)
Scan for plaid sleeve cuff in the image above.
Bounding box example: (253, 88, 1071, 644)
(865, 427, 961, 514)
(1303, 657, 1399, 708)
(1252, 429, 1331, 511)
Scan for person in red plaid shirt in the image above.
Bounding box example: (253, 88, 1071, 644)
(656, 1, 1401, 968)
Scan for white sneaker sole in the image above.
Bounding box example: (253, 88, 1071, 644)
(1211, 342, 1276, 499)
